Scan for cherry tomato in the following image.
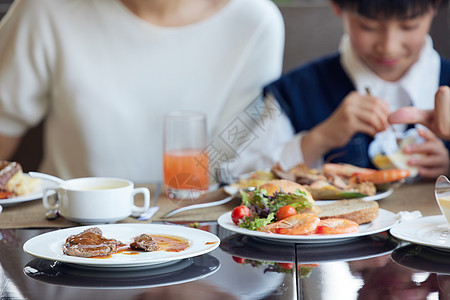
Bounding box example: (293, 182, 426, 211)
(278, 262, 294, 270)
(231, 205, 251, 225)
(276, 205, 297, 220)
(232, 256, 245, 264)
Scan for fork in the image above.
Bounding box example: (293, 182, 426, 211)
(365, 87, 401, 147)
(163, 195, 234, 218)
(163, 187, 254, 218)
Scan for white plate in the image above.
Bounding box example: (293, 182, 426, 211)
(0, 174, 55, 207)
(23, 223, 220, 268)
(315, 188, 393, 205)
(0, 204, 2, 215)
(218, 208, 398, 243)
(389, 215, 450, 251)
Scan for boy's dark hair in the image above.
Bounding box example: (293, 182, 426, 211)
(331, 0, 448, 19)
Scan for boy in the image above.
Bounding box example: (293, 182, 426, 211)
(229, 0, 449, 180)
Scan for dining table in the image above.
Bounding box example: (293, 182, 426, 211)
(0, 180, 449, 300)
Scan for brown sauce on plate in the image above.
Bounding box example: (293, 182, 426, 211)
(89, 234, 190, 258)
(150, 234, 190, 252)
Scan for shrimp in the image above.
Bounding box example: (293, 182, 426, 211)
(315, 218, 359, 234)
(260, 213, 320, 235)
(0, 190, 13, 199)
(323, 163, 375, 178)
(350, 169, 410, 184)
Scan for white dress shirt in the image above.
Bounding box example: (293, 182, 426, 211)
(0, 0, 285, 183)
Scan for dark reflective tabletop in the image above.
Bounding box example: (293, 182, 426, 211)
(1, 223, 450, 300)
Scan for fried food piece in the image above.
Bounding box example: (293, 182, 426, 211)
(130, 234, 160, 252)
(0, 161, 21, 190)
(63, 227, 125, 257)
(315, 219, 359, 234)
(260, 213, 320, 235)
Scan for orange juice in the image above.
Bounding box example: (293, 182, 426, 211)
(163, 149, 209, 193)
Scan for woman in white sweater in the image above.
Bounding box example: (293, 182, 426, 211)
(0, 0, 284, 183)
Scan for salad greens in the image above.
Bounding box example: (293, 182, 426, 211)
(238, 187, 312, 230)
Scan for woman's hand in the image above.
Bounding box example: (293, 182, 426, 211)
(404, 127, 450, 179)
(389, 86, 450, 140)
(302, 91, 389, 164)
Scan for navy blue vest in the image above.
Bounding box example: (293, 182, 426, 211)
(264, 53, 450, 168)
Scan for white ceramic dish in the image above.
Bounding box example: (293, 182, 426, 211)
(390, 215, 450, 252)
(218, 208, 398, 243)
(0, 174, 55, 207)
(23, 224, 220, 269)
(0, 204, 2, 215)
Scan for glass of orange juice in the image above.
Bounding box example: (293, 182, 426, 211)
(163, 111, 209, 200)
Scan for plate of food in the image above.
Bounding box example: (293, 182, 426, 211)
(225, 163, 407, 202)
(0, 161, 50, 207)
(23, 224, 220, 269)
(218, 179, 398, 243)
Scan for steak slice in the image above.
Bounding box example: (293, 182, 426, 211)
(63, 227, 125, 257)
(130, 234, 159, 252)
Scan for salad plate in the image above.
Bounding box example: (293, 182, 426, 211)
(23, 223, 220, 269)
(218, 208, 398, 244)
(0, 174, 55, 207)
(24, 254, 220, 289)
(389, 215, 450, 252)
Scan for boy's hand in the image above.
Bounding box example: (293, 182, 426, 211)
(403, 127, 450, 179)
(301, 91, 389, 164)
(312, 91, 389, 148)
(389, 86, 450, 140)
